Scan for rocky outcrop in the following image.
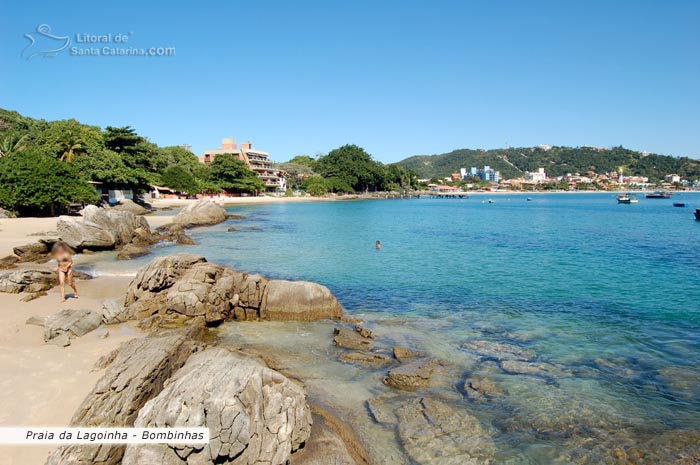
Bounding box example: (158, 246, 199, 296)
(43, 309, 102, 347)
(384, 359, 435, 390)
(121, 254, 344, 326)
(172, 199, 227, 227)
(121, 348, 312, 465)
(393, 346, 422, 362)
(12, 242, 50, 262)
(111, 199, 150, 216)
(46, 330, 202, 465)
(333, 326, 374, 350)
(57, 205, 150, 251)
(0, 255, 19, 270)
(0, 269, 55, 293)
(396, 397, 495, 465)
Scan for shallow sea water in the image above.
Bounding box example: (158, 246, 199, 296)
(89, 193, 700, 464)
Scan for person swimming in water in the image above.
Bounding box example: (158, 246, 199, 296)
(375, 240, 381, 250)
(53, 242, 79, 303)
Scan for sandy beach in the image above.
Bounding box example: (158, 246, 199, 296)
(0, 214, 175, 465)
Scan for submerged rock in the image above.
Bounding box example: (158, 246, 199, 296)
(384, 359, 435, 390)
(46, 330, 202, 465)
(461, 339, 535, 361)
(172, 199, 227, 226)
(339, 351, 394, 367)
(463, 375, 508, 401)
(393, 346, 423, 362)
(396, 397, 495, 465)
(43, 309, 102, 346)
(122, 348, 312, 465)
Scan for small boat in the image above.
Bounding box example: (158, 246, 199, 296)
(695, 209, 700, 220)
(617, 194, 638, 204)
(646, 191, 672, 199)
(673, 202, 688, 208)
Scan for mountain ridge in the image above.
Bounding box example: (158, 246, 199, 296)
(396, 146, 700, 181)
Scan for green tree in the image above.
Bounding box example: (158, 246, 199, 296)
(286, 155, 317, 169)
(209, 153, 264, 194)
(161, 165, 199, 194)
(302, 176, 329, 196)
(0, 150, 97, 216)
(315, 144, 385, 192)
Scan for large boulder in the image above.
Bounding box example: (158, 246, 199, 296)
(262, 280, 344, 321)
(82, 205, 150, 247)
(44, 309, 102, 346)
(122, 254, 344, 326)
(0, 269, 55, 293)
(57, 205, 151, 251)
(396, 397, 495, 465)
(57, 217, 115, 250)
(172, 199, 227, 227)
(46, 330, 202, 465)
(121, 348, 312, 465)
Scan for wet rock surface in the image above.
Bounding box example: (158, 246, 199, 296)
(110, 199, 150, 216)
(384, 359, 435, 390)
(122, 347, 312, 465)
(333, 326, 374, 350)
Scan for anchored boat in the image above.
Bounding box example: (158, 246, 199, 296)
(673, 202, 688, 208)
(617, 194, 639, 204)
(646, 191, 672, 199)
(695, 209, 700, 220)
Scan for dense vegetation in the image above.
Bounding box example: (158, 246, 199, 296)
(398, 146, 700, 181)
(0, 109, 263, 216)
(282, 145, 418, 194)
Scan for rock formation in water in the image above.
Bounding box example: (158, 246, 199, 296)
(102, 254, 344, 326)
(172, 199, 227, 226)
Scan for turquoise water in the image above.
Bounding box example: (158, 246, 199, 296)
(94, 193, 700, 463)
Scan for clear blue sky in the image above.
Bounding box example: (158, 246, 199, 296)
(2, 0, 699, 163)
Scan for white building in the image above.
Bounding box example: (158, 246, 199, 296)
(664, 174, 681, 183)
(524, 168, 547, 182)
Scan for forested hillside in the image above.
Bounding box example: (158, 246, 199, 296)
(397, 146, 700, 181)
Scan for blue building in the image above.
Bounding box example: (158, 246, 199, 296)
(461, 166, 501, 182)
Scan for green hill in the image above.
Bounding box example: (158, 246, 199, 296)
(397, 146, 700, 182)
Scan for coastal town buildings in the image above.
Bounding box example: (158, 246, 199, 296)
(460, 166, 501, 182)
(665, 174, 681, 183)
(524, 168, 547, 183)
(201, 138, 286, 192)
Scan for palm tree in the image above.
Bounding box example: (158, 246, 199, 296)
(59, 130, 84, 163)
(0, 134, 29, 157)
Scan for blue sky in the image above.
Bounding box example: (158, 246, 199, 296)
(2, 0, 699, 163)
